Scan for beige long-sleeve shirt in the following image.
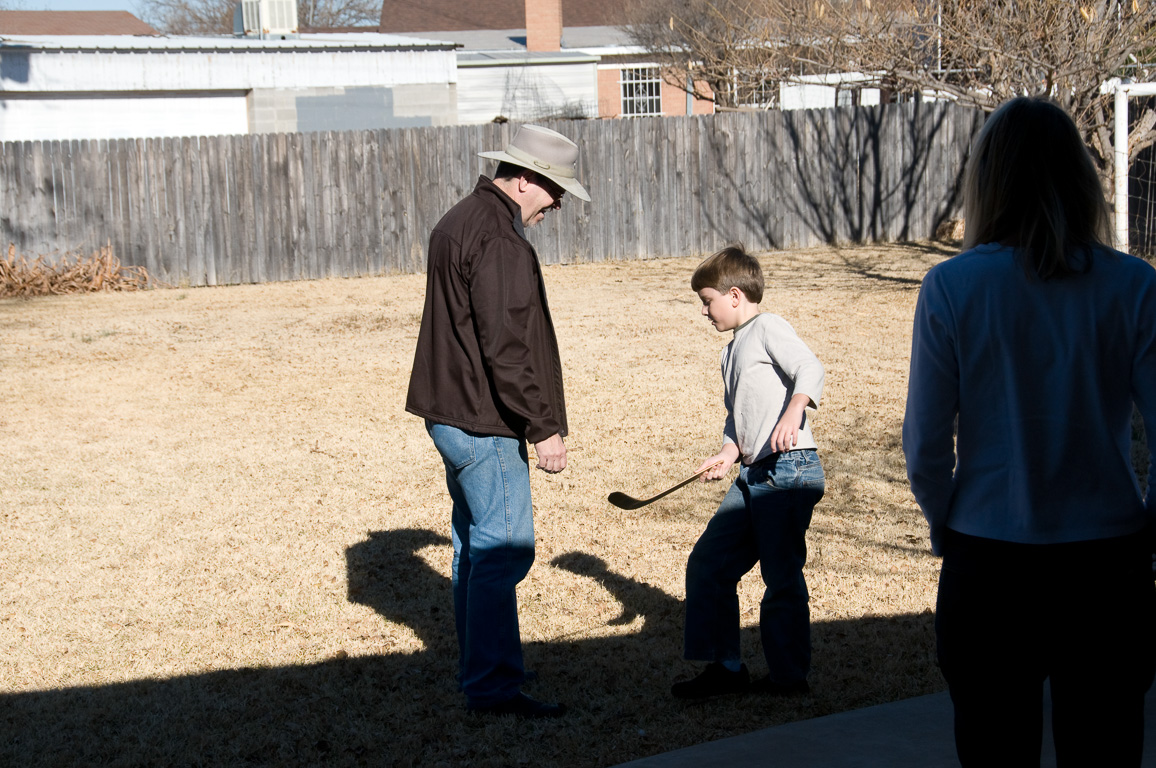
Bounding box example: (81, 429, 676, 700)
(721, 312, 824, 465)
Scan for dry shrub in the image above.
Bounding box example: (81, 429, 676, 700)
(933, 219, 966, 243)
(0, 243, 151, 298)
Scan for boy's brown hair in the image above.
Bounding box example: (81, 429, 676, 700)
(690, 245, 764, 304)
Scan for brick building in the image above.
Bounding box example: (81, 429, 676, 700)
(377, 0, 715, 121)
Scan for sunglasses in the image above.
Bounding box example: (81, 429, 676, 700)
(533, 173, 566, 204)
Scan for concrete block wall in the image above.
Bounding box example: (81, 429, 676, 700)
(248, 88, 298, 133)
(246, 84, 458, 133)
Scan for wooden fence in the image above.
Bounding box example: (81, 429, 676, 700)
(0, 102, 982, 286)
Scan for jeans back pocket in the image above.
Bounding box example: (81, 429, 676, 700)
(426, 421, 477, 470)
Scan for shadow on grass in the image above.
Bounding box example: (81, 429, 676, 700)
(1, 528, 941, 767)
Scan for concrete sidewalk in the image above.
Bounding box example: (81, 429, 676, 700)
(616, 687, 1156, 767)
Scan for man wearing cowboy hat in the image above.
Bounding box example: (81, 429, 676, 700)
(406, 125, 590, 718)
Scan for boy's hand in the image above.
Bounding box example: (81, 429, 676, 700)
(698, 444, 740, 481)
(770, 394, 812, 453)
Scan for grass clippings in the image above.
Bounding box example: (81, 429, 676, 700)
(0, 243, 151, 298)
(0, 243, 953, 767)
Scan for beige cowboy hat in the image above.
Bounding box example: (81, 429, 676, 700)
(479, 124, 591, 202)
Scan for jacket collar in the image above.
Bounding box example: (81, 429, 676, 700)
(474, 176, 527, 240)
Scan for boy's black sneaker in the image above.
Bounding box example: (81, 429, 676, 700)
(750, 676, 810, 697)
(671, 663, 750, 699)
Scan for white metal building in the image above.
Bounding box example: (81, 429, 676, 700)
(0, 32, 459, 142)
(456, 50, 598, 123)
(779, 73, 883, 111)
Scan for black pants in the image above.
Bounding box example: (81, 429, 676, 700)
(936, 529, 1156, 767)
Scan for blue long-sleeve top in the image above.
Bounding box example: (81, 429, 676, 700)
(902, 242, 1156, 555)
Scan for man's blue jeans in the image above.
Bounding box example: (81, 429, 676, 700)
(426, 422, 534, 706)
(684, 449, 824, 683)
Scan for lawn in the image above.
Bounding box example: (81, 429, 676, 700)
(0, 242, 951, 767)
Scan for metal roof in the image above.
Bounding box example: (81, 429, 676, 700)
(0, 32, 458, 53)
(416, 25, 632, 52)
(457, 50, 599, 67)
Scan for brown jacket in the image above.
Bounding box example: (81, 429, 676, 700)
(405, 177, 568, 443)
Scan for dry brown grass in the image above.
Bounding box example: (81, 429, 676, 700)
(0, 242, 953, 767)
(0, 243, 151, 298)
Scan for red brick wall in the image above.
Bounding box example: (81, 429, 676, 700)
(598, 68, 622, 118)
(660, 79, 688, 116)
(526, 0, 562, 52)
(685, 79, 715, 116)
(666, 72, 715, 116)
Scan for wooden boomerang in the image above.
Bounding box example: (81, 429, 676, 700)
(607, 460, 726, 510)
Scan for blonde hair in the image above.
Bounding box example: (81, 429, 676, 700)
(690, 245, 764, 303)
(963, 97, 1111, 280)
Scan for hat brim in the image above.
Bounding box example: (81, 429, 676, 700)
(479, 150, 591, 202)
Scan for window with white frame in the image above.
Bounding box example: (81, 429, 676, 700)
(734, 77, 775, 109)
(620, 67, 663, 116)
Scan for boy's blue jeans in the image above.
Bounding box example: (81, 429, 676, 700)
(684, 449, 824, 683)
(426, 421, 534, 707)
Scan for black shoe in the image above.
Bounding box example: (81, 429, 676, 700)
(751, 676, 810, 697)
(468, 692, 566, 719)
(671, 663, 750, 699)
(458, 670, 535, 691)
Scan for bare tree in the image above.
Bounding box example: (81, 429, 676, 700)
(626, 0, 1156, 180)
(137, 0, 235, 34)
(297, 0, 382, 28)
(138, 0, 381, 35)
(626, 0, 800, 109)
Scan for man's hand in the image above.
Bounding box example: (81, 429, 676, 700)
(534, 433, 567, 473)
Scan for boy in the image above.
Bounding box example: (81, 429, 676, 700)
(673, 245, 825, 699)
